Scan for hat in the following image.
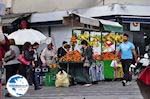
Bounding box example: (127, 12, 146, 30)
(62, 41, 67, 45)
(0, 33, 5, 42)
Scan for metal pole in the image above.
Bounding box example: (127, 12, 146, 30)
(103, 0, 105, 5)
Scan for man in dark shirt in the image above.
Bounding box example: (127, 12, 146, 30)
(57, 41, 68, 58)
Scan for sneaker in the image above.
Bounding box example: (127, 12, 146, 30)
(34, 87, 42, 90)
(122, 80, 126, 86)
(83, 84, 92, 87)
(126, 81, 132, 86)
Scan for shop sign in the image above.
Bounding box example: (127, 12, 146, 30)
(130, 22, 140, 31)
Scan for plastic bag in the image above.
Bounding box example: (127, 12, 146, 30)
(110, 60, 118, 67)
(83, 58, 90, 67)
(55, 70, 70, 87)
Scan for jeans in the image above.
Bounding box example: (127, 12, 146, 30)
(33, 70, 40, 88)
(121, 59, 133, 81)
(83, 67, 91, 84)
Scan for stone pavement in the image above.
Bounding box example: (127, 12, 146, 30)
(3, 80, 143, 99)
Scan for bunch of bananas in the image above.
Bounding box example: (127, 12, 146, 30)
(102, 33, 123, 44)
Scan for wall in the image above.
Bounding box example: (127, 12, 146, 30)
(51, 26, 72, 49)
(104, 0, 150, 5)
(33, 27, 49, 37)
(12, 0, 150, 13)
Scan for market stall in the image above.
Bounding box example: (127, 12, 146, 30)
(62, 13, 102, 83)
(60, 13, 124, 83)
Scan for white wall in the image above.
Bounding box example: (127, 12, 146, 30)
(33, 27, 49, 37)
(51, 26, 72, 49)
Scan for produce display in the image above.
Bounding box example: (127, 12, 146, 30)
(60, 50, 82, 62)
(70, 35, 77, 45)
(101, 52, 118, 60)
(93, 52, 118, 61)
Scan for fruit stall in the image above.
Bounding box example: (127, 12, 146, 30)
(61, 13, 101, 83)
(61, 13, 124, 82)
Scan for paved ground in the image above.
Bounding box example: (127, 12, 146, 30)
(2, 80, 143, 99)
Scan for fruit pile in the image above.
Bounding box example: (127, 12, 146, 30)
(93, 52, 118, 61)
(70, 35, 77, 45)
(60, 50, 82, 62)
(93, 54, 102, 61)
(101, 52, 118, 60)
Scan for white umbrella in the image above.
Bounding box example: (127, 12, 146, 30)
(8, 29, 47, 45)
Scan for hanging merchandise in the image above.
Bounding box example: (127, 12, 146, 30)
(89, 61, 104, 82)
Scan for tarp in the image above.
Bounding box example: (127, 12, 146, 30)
(99, 19, 123, 32)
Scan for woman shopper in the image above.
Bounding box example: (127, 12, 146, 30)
(81, 40, 93, 87)
(19, 42, 41, 90)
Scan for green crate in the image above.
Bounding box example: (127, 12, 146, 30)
(103, 60, 114, 80)
(44, 72, 56, 86)
(44, 68, 58, 86)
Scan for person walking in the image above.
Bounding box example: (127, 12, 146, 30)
(116, 33, 137, 86)
(81, 40, 93, 87)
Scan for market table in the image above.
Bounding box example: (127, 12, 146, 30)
(59, 62, 88, 83)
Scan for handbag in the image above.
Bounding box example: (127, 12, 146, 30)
(83, 57, 90, 67)
(138, 66, 150, 85)
(17, 54, 30, 65)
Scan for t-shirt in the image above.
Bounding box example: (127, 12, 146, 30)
(118, 41, 135, 59)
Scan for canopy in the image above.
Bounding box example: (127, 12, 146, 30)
(99, 19, 123, 33)
(8, 29, 47, 45)
(73, 13, 123, 32)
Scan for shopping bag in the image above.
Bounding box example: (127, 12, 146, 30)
(83, 58, 90, 67)
(110, 60, 117, 67)
(138, 66, 150, 85)
(55, 70, 70, 87)
(17, 54, 30, 65)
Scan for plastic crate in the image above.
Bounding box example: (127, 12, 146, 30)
(103, 60, 114, 80)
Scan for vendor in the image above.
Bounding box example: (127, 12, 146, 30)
(57, 41, 68, 58)
(40, 43, 57, 66)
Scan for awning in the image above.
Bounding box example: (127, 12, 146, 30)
(99, 19, 123, 33)
(1, 17, 19, 26)
(64, 13, 123, 32)
(1, 13, 32, 26)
